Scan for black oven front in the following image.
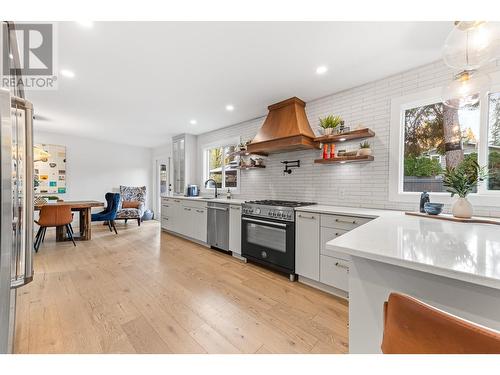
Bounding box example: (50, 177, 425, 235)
(241, 215, 295, 278)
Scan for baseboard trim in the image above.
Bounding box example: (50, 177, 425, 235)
(298, 276, 349, 300)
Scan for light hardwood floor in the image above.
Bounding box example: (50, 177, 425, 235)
(14, 221, 349, 354)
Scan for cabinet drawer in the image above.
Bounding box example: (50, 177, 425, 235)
(320, 227, 350, 260)
(161, 217, 170, 230)
(320, 214, 371, 230)
(320, 255, 349, 292)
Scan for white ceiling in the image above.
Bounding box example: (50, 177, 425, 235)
(28, 21, 453, 148)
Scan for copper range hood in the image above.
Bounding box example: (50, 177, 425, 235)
(246, 97, 320, 155)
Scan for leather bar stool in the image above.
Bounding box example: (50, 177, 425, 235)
(381, 293, 500, 354)
(34, 205, 76, 252)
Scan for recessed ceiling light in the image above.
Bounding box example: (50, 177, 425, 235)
(340, 161, 346, 164)
(225, 104, 234, 111)
(8, 53, 13, 60)
(189, 119, 197, 125)
(76, 21, 94, 28)
(60, 69, 75, 78)
(339, 137, 346, 142)
(316, 66, 328, 75)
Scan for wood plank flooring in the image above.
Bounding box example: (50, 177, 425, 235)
(14, 221, 349, 354)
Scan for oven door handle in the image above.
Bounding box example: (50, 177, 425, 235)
(242, 217, 287, 228)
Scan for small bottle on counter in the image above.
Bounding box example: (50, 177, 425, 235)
(227, 188, 232, 199)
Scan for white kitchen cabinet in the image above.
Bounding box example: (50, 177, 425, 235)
(295, 210, 374, 296)
(229, 204, 241, 255)
(320, 254, 349, 291)
(172, 134, 197, 195)
(162, 198, 208, 243)
(161, 198, 182, 232)
(295, 212, 320, 281)
(192, 206, 207, 243)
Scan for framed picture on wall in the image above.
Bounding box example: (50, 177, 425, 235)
(34, 144, 67, 194)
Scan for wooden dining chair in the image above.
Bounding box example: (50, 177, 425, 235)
(381, 292, 500, 354)
(34, 205, 76, 252)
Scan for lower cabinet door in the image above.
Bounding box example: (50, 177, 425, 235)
(229, 205, 241, 255)
(295, 212, 320, 280)
(194, 208, 207, 243)
(320, 255, 349, 292)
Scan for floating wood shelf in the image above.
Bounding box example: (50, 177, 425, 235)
(228, 150, 268, 157)
(314, 128, 375, 144)
(314, 155, 374, 164)
(238, 165, 266, 170)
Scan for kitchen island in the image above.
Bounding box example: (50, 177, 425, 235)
(325, 210, 500, 353)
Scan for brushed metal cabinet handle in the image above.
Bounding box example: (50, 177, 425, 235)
(334, 262, 349, 272)
(335, 218, 356, 224)
(298, 214, 316, 220)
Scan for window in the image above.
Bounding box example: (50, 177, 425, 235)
(488, 92, 500, 191)
(389, 79, 500, 206)
(204, 144, 239, 190)
(402, 101, 480, 193)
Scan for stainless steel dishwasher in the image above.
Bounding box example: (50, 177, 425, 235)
(207, 202, 229, 251)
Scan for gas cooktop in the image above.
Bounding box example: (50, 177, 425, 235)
(242, 200, 316, 222)
(244, 200, 316, 208)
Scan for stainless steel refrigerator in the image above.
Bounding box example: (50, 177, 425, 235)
(0, 88, 34, 353)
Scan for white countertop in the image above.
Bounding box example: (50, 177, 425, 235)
(321, 206, 500, 290)
(162, 195, 245, 205)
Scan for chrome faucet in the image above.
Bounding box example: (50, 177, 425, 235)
(204, 179, 218, 198)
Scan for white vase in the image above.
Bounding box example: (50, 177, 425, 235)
(452, 197, 473, 219)
(323, 128, 333, 135)
(357, 148, 372, 156)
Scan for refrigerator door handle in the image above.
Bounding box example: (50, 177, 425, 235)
(10, 99, 34, 288)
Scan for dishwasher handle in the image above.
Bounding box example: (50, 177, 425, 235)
(207, 206, 228, 212)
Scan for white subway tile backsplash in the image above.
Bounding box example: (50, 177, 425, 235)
(194, 59, 500, 217)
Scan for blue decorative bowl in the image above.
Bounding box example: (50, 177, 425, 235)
(424, 202, 443, 215)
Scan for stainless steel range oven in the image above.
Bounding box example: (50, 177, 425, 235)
(241, 200, 315, 281)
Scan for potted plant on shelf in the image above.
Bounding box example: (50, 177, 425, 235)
(442, 159, 488, 218)
(319, 115, 343, 136)
(357, 141, 372, 156)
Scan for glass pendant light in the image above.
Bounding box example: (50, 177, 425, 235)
(442, 70, 490, 109)
(442, 21, 497, 70)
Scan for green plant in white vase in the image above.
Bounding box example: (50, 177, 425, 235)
(319, 115, 343, 135)
(442, 159, 488, 218)
(357, 140, 372, 157)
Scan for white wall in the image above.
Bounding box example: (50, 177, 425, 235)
(34, 131, 153, 210)
(195, 59, 500, 217)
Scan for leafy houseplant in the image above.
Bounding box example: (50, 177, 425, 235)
(357, 140, 372, 157)
(442, 159, 488, 218)
(319, 115, 343, 135)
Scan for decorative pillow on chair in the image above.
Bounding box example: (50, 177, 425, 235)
(122, 200, 141, 209)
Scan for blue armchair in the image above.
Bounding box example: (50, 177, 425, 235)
(91, 193, 120, 234)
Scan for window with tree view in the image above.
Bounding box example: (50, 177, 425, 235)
(206, 145, 238, 189)
(489, 92, 500, 190)
(403, 101, 480, 192)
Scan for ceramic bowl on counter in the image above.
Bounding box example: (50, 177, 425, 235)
(424, 202, 444, 215)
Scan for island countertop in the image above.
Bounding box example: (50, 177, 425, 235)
(323, 208, 500, 290)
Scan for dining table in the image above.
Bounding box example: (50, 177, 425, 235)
(34, 200, 104, 241)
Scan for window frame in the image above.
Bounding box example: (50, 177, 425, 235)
(389, 71, 500, 207)
(201, 137, 241, 193)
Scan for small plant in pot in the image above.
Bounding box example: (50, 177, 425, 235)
(319, 115, 343, 136)
(442, 159, 488, 218)
(357, 141, 372, 156)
